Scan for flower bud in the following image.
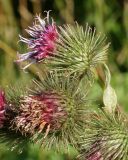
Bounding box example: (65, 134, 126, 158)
(0, 90, 6, 128)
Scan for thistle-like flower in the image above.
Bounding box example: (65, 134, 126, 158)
(0, 90, 6, 128)
(13, 92, 67, 136)
(79, 110, 128, 160)
(11, 72, 90, 152)
(16, 11, 58, 69)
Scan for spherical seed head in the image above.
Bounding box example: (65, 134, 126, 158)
(0, 90, 6, 128)
(17, 11, 58, 69)
(13, 92, 67, 136)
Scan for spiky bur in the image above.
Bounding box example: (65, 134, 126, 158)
(10, 72, 90, 153)
(78, 109, 128, 160)
(46, 23, 110, 83)
(16, 11, 58, 70)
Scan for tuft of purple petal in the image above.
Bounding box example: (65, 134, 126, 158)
(12, 92, 67, 137)
(0, 90, 6, 128)
(16, 12, 58, 69)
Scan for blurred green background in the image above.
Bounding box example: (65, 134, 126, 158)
(0, 0, 128, 159)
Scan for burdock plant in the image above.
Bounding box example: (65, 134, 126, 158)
(0, 12, 128, 159)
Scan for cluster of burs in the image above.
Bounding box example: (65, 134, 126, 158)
(0, 12, 127, 160)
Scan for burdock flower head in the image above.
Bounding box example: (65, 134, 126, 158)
(79, 110, 128, 160)
(46, 23, 110, 83)
(16, 11, 58, 69)
(0, 90, 6, 128)
(13, 92, 67, 136)
(11, 72, 89, 152)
